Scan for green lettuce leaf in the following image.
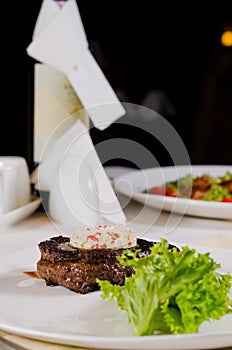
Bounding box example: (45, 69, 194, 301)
(203, 184, 231, 201)
(97, 239, 232, 336)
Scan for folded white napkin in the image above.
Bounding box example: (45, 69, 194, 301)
(27, 0, 125, 129)
(38, 120, 127, 229)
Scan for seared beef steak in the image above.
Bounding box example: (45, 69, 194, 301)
(37, 235, 177, 294)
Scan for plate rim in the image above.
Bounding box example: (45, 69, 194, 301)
(0, 322, 232, 350)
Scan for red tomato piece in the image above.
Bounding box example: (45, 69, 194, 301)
(222, 197, 232, 202)
(149, 186, 166, 196)
(165, 188, 176, 197)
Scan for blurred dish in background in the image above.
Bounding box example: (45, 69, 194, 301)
(113, 165, 232, 220)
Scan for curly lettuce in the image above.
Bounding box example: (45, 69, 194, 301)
(203, 184, 231, 201)
(97, 239, 232, 336)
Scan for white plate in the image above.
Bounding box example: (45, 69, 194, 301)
(0, 232, 232, 349)
(113, 165, 232, 220)
(0, 196, 41, 227)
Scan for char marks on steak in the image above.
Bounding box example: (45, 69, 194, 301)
(37, 235, 177, 294)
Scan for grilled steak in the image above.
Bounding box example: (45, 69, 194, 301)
(37, 235, 177, 294)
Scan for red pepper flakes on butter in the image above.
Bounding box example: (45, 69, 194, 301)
(70, 225, 137, 250)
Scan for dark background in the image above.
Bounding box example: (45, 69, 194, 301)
(1, 1, 232, 171)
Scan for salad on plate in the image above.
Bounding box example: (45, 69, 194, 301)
(147, 171, 232, 203)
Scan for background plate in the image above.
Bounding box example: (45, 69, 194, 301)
(113, 165, 232, 220)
